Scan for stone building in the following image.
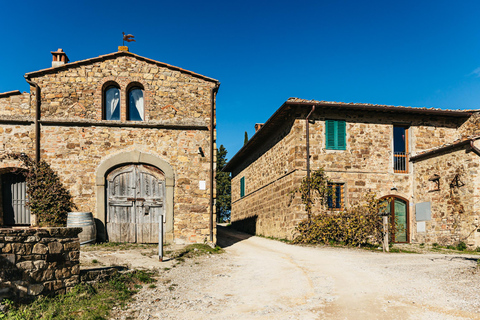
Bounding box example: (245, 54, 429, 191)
(0, 48, 220, 245)
(224, 98, 480, 247)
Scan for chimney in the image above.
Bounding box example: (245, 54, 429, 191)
(255, 123, 264, 132)
(51, 48, 69, 68)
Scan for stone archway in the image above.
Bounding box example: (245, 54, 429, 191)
(96, 150, 174, 242)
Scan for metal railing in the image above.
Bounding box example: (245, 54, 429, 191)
(394, 152, 408, 173)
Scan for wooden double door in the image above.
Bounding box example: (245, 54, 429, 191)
(106, 164, 165, 243)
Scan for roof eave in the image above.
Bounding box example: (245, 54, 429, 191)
(24, 51, 220, 84)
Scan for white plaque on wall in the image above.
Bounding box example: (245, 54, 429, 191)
(417, 221, 426, 233)
(199, 181, 206, 190)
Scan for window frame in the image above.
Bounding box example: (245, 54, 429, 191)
(103, 83, 121, 121)
(325, 119, 346, 150)
(127, 84, 145, 121)
(327, 183, 344, 210)
(393, 125, 409, 173)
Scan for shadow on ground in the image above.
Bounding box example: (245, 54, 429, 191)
(216, 225, 254, 248)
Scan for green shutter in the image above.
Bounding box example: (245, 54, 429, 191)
(337, 120, 346, 150)
(326, 120, 336, 149)
(325, 120, 346, 150)
(240, 177, 245, 198)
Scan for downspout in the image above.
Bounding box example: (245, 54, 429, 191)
(210, 83, 220, 242)
(24, 77, 41, 165)
(306, 105, 315, 221)
(470, 140, 480, 156)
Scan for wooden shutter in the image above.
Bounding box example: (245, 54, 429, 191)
(337, 120, 346, 150)
(326, 120, 336, 149)
(326, 120, 346, 150)
(240, 177, 245, 198)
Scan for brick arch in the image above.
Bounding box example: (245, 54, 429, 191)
(95, 77, 150, 121)
(95, 150, 175, 241)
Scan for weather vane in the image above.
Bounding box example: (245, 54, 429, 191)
(122, 32, 136, 46)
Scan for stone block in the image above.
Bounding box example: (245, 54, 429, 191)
(0, 254, 15, 265)
(27, 283, 44, 296)
(2, 243, 12, 253)
(25, 235, 39, 243)
(71, 264, 80, 275)
(68, 250, 80, 261)
(16, 261, 34, 271)
(32, 243, 48, 254)
(55, 268, 71, 280)
(63, 241, 80, 251)
(33, 260, 47, 270)
(48, 241, 63, 254)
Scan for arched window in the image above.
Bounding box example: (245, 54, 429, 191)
(128, 87, 144, 121)
(104, 85, 120, 120)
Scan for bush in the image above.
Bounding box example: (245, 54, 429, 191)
(293, 192, 388, 247)
(456, 241, 467, 251)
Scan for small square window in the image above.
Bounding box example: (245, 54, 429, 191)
(327, 183, 344, 209)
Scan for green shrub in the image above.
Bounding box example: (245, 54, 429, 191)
(293, 192, 388, 247)
(456, 241, 467, 251)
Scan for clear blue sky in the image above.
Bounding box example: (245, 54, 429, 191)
(2, 1, 480, 159)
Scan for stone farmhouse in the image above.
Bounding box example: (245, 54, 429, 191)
(224, 98, 480, 247)
(0, 47, 220, 245)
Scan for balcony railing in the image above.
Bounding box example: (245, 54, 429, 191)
(394, 152, 408, 173)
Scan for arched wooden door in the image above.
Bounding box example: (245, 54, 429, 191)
(381, 196, 409, 243)
(106, 164, 165, 243)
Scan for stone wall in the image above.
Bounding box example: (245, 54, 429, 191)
(0, 51, 218, 244)
(29, 54, 215, 123)
(412, 145, 480, 247)
(231, 115, 305, 239)
(0, 227, 81, 299)
(0, 91, 32, 117)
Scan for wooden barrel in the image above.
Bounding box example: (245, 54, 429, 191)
(67, 212, 96, 246)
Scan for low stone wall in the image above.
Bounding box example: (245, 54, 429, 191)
(0, 227, 81, 300)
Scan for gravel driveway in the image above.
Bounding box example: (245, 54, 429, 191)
(100, 227, 480, 320)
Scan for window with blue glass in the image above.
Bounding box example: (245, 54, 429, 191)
(128, 87, 144, 121)
(325, 120, 346, 150)
(104, 85, 120, 120)
(327, 183, 344, 209)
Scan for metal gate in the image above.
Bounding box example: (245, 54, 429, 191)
(2, 172, 30, 226)
(106, 164, 165, 243)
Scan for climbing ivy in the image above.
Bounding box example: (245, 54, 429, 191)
(290, 168, 334, 222)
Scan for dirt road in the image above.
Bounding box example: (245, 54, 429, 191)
(105, 227, 480, 319)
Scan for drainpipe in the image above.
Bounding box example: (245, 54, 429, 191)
(306, 105, 315, 220)
(470, 140, 480, 156)
(210, 83, 220, 243)
(24, 77, 41, 165)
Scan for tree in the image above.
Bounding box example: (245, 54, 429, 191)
(216, 145, 231, 222)
(244, 131, 249, 145)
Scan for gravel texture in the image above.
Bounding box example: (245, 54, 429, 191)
(82, 227, 480, 320)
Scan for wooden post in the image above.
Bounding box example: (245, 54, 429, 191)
(383, 215, 389, 252)
(159, 212, 164, 261)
